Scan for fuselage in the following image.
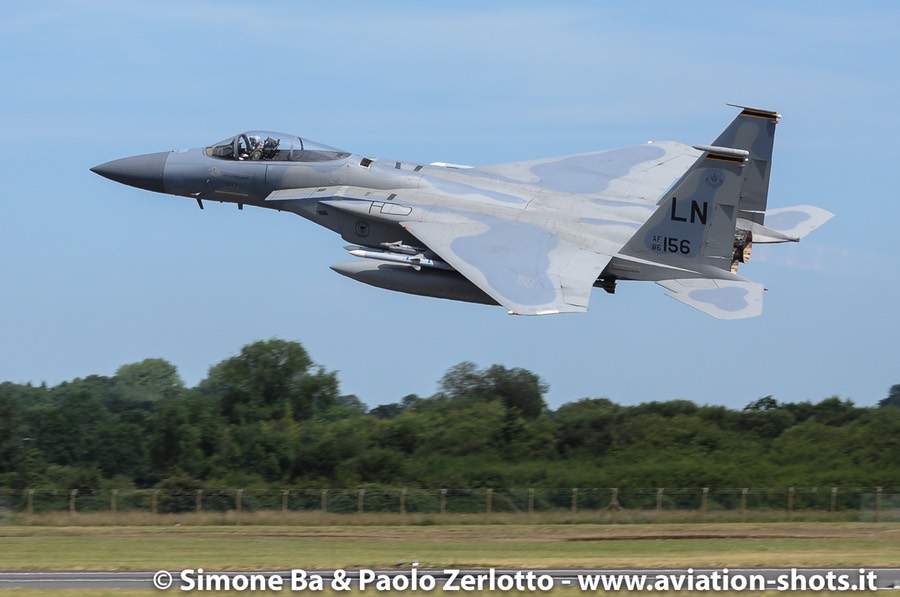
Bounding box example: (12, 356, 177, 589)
(91, 130, 724, 308)
(97, 131, 666, 263)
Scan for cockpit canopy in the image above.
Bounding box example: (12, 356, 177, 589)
(205, 131, 350, 162)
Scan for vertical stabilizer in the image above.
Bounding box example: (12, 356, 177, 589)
(622, 146, 748, 275)
(715, 105, 779, 224)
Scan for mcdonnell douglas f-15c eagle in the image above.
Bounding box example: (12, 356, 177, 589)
(92, 106, 831, 319)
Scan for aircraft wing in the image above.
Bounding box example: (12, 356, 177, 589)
(472, 141, 701, 201)
(267, 187, 614, 315)
(405, 141, 702, 314)
(657, 279, 764, 320)
(401, 215, 612, 315)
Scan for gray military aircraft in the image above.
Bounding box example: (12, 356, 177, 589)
(92, 106, 831, 318)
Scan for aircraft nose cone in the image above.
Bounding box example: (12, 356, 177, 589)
(91, 151, 170, 193)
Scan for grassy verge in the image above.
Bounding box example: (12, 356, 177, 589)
(0, 522, 897, 571)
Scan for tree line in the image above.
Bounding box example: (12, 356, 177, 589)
(1, 339, 898, 492)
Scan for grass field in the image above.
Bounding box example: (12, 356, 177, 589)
(1, 522, 896, 594)
(1, 522, 897, 570)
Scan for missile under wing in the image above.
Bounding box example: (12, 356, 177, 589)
(91, 108, 832, 319)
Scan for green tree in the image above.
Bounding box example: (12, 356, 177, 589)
(878, 384, 900, 408)
(738, 397, 795, 440)
(203, 339, 338, 424)
(809, 396, 861, 426)
(150, 391, 225, 480)
(744, 395, 780, 411)
(554, 398, 620, 456)
(30, 390, 110, 469)
(116, 358, 184, 403)
(438, 362, 547, 419)
(0, 384, 24, 484)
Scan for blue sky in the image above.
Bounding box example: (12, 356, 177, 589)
(2, 1, 898, 410)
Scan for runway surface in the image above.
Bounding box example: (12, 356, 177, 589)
(3, 568, 900, 591)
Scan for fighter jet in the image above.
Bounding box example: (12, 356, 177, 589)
(91, 106, 831, 318)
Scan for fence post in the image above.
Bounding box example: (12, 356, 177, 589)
(701, 487, 709, 516)
(440, 489, 447, 515)
(27, 489, 34, 521)
(111, 489, 118, 517)
(741, 488, 748, 521)
(571, 488, 578, 514)
(282, 490, 290, 513)
(69, 489, 78, 515)
(321, 489, 328, 514)
(875, 487, 883, 522)
(528, 488, 534, 515)
(196, 489, 203, 514)
(152, 489, 160, 515)
(486, 488, 493, 514)
(787, 487, 795, 517)
(357, 489, 365, 514)
(236, 489, 243, 525)
(400, 488, 407, 519)
(609, 488, 621, 511)
(656, 488, 664, 512)
(831, 487, 838, 513)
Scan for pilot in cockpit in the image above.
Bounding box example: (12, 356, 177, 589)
(240, 135, 262, 160)
(239, 135, 281, 160)
(261, 136, 280, 160)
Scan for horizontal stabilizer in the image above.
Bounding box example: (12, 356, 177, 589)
(658, 279, 764, 320)
(745, 205, 834, 243)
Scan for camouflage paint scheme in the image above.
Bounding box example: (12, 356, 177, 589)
(92, 107, 832, 319)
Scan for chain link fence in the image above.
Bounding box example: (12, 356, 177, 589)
(0, 486, 896, 523)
